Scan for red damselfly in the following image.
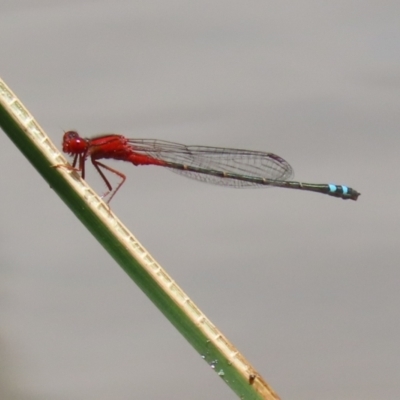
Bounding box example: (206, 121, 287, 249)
(62, 131, 360, 203)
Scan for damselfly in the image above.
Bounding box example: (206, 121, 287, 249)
(62, 131, 360, 203)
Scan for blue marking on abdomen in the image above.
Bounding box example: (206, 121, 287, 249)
(341, 186, 349, 194)
(328, 184, 337, 192)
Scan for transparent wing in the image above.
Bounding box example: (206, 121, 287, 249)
(127, 139, 294, 187)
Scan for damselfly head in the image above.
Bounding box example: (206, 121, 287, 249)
(62, 130, 88, 154)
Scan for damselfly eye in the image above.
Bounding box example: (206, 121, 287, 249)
(62, 131, 88, 153)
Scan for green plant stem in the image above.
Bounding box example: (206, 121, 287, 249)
(0, 77, 280, 400)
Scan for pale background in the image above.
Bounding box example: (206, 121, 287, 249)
(1, 1, 399, 399)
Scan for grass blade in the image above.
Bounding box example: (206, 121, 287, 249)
(0, 77, 280, 400)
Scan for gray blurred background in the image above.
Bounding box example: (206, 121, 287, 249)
(0, 1, 399, 399)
